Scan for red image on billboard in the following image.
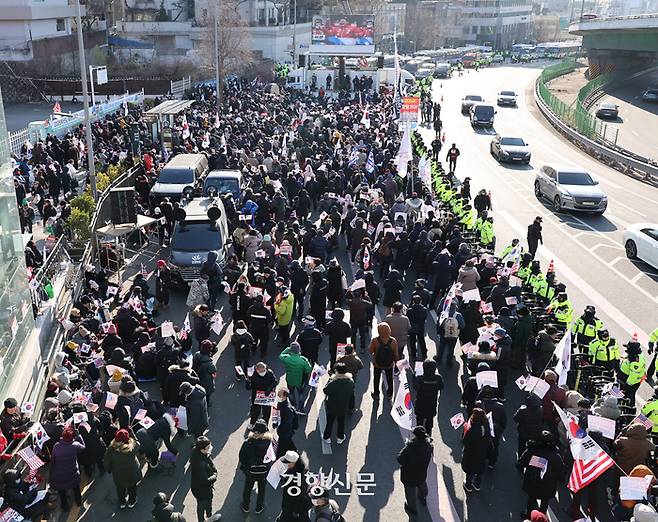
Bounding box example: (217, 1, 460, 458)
(311, 15, 375, 55)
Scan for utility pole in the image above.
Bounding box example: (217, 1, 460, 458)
(214, 2, 221, 117)
(292, 0, 297, 66)
(75, 0, 98, 201)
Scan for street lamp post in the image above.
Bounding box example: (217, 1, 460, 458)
(214, 2, 220, 117)
(75, 0, 98, 201)
(291, 0, 297, 66)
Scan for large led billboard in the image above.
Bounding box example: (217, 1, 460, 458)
(310, 15, 375, 56)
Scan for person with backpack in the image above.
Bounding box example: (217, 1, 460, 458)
(309, 488, 344, 521)
(397, 426, 434, 515)
(231, 320, 254, 381)
(436, 305, 465, 367)
(238, 420, 272, 514)
(368, 322, 400, 400)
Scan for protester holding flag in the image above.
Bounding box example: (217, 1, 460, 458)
(154, 260, 171, 310)
(518, 430, 565, 518)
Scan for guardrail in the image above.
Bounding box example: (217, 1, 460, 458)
(535, 76, 658, 182)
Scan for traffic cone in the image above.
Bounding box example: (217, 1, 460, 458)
(547, 259, 555, 273)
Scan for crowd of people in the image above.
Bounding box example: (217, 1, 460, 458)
(3, 70, 658, 522)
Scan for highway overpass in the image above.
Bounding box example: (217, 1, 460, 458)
(570, 14, 658, 77)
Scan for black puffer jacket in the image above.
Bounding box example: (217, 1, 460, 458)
(513, 394, 544, 442)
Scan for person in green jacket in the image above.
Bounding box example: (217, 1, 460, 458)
(274, 287, 295, 347)
(279, 342, 312, 408)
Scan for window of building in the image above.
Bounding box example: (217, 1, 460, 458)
(56, 18, 65, 31)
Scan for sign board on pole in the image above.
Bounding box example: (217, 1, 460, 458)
(96, 66, 108, 85)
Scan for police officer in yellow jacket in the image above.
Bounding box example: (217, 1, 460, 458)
(647, 327, 658, 380)
(641, 387, 658, 434)
(588, 329, 620, 371)
(649, 327, 658, 354)
(547, 292, 573, 327)
(619, 339, 646, 407)
(516, 253, 534, 282)
(480, 217, 495, 249)
(572, 305, 604, 346)
(525, 260, 543, 287)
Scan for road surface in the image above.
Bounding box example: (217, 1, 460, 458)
(590, 68, 658, 162)
(73, 64, 658, 522)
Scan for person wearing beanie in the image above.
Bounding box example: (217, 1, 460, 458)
(101, 323, 123, 356)
(309, 487, 342, 520)
(413, 359, 444, 435)
(519, 430, 565, 518)
(297, 314, 323, 366)
(155, 259, 172, 309)
(248, 362, 277, 428)
(277, 451, 312, 521)
(193, 339, 217, 407)
(397, 425, 433, 514)
(238, 420, 273, 514)
(152, 492, 188, 522)
(322, 362, 355, 446)
(104, 429, 142, 509)
(116, 378, 149, 430)
(0, 397, 32, 441)
(336, 344, 364, 412)
(190, 436, 217, 522)
(279, 342, 312, 409)
(325, 308, 351, 369)
(50, 427, 85, 511)
(163, 359, 200, 407)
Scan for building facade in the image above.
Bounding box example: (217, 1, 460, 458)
(0, 85, 37, 399)
(460, 0, 533, 48)
(0, 0, 106, 68)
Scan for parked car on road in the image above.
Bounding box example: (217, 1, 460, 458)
(534, 165, 607, 214)
(623, 223, 658, 269)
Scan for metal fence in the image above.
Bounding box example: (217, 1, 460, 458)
(537, 60, 609, 141)
(7, 126, 29, 156)
(170, 76, 192, 98)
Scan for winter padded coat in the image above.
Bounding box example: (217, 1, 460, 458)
(104, 438, 142, 489)
(279, 348, 312, 388)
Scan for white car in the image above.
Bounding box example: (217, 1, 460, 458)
(497, 90, 518, 106)
(623, 223, 658, 269)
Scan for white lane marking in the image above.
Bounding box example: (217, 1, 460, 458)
(498, 209, 650, 344)
(609, 256, 625, 267)
(611, 200, 646, 217)
(632, 272, 646, 284)
(604, 212, 631, 229)
(316, 383, 332, 455)
(591, 243, 624, 252)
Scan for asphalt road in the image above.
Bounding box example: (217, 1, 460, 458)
(73, 64, 658, 522)
(3, 100, 83, 132)
(590, 68, 658, 162)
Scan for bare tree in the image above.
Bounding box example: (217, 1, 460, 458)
(200, 0, 253, 111)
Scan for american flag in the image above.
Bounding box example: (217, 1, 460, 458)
(529, 455, 548, 479)
(555, 403, 614, 492)
(636, 414, 654, 431)
(568, 450, 614, 492)
(141, 263, 149, 278)
(17, 446, 45, 471)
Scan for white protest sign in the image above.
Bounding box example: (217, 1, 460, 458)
(175, 406, 188, 431)
(524, 377, 550, 399)
(396, 359, 411, 372)
(105, 392, 118, 410)
(414, 361, 424, 376)
(462, 288, 481, 303)
(476, 370, 498, 389)
(161, 321, 175, 338)
(254, 391, 277, 407)
(349, 279, 366, 291)
(235, 366, 245, 377)
(587, 414, 616, 440)
(505, 296, 518, 306)
(620, 476, 649, 500)
(267, 459, 288, 489)
(515, 375, 528, 390)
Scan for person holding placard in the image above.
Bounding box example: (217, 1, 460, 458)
(248, 362, 277, 428)
(513, 395, 544, 462)
(518, 430, 565, 518)
(475, 386, 506, 469)
(104, 429, 141, 510)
